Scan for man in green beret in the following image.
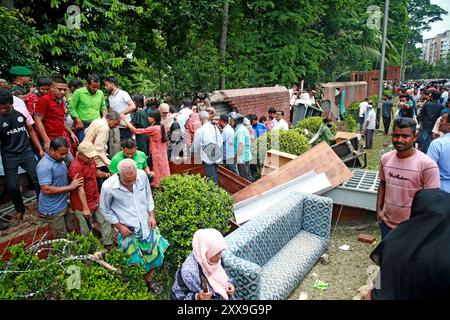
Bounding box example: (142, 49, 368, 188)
(9, 66, 33, 101)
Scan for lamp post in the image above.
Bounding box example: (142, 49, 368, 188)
(376, 0, 390, 130)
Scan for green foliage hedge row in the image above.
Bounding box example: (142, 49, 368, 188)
(153, 174, 234, 268)
(293, 117, 337, 139)
(0, 234, 155, 300)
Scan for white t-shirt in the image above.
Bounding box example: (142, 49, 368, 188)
(109, 89, 132, 127)
(13, 96, 34, 126)
(365, 108, 376, 130)
(192, 122, 223, 164)
(359, 101, 368, 118)
(273, 119, 289, 131)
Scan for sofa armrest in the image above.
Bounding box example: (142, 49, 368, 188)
(222, 250, 262, 300)
(301, 193, 333, 241)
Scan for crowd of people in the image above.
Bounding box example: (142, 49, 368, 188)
(0, 66, 293, 297)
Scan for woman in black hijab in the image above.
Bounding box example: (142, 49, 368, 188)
(369, 189, 450, 300)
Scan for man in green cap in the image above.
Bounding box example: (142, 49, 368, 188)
(9, 66, 33, 101)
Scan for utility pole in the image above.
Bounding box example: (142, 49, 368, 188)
(376, 0, 389, 130)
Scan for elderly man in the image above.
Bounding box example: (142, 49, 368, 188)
(68, 141, 113, 248)
(80, 111, 120, 191)
(81, 111, 120, 169)
(100, 159, 169, 293)
(192, 111, 223, 184)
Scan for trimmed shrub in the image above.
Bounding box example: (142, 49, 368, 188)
(293, 117, 336, 140)
(153, 174, 234, 268)
(343, 115, 357, 133)
(0, 233, 155, 300)
(254, 129, 311, 167)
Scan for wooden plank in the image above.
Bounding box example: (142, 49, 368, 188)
(232, 142, 353, 203)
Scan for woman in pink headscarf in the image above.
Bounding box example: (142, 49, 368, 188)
(171, 228, 235, 300)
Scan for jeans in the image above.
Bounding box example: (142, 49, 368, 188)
(382, 116, 391, 134)
(418, 129, 432, 154)
(380, 221, 392, 240)
(203, 162, 219, 185)
(237, 162, 253, 182)
(75, 121, 92, 143)
(1, 151, 39, 214)
(359, 117, 365, 132)
(365, 129, 375, 149)
(74, 209, 113, 245)
(223, 158, 239, 175)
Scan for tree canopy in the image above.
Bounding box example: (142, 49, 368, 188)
(0, 0, 447, 99)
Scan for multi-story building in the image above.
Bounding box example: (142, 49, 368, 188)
(422, 30, 450, 64)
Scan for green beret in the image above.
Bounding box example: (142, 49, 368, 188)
(9, 66, 33, 76)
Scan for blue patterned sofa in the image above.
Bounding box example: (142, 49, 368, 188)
(222, 191, 333, 300)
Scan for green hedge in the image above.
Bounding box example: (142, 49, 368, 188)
(0, 233, 155, 300)
(293, 116, 336, 139)
(153, 174, 234, 268)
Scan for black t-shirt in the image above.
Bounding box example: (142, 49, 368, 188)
(418, 101, 444, 131)
(0, 109, 32, 155)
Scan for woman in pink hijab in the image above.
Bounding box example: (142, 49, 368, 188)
(171, 228, 235, 300)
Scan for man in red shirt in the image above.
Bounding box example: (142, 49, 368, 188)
(68, 141, 114, 249)
(34, 75, 78, 157)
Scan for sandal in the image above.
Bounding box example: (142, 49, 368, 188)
(146, 281, 163, 295)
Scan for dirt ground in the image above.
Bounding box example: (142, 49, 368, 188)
(289, 127, 393, 301)
(289, 213, 380, 300)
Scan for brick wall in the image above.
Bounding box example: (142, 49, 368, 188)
(212, 87, 290, 121)
(386, 66, 401, 81)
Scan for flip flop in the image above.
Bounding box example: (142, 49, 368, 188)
(146, 281, 163, 295)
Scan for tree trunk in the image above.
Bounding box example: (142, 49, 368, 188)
(219, 0, 229, 90)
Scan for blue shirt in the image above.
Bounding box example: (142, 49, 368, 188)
(427, 133, 450, 193)
(222, 124, 235, 160)
(36, 153, 69, 215)
(234, 124, 252, 163)
(252, 123, 268, 138)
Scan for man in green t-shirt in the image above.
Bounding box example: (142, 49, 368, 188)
(69, 74, 108, 142)
(309, 118, 336, 145)
(109, 139, 154, 179)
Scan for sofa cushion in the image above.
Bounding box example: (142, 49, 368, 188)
(259, 230, 328, 300)
(226, 192, 305, 266)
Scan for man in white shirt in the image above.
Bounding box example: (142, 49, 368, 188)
(359, 97, 370, 132)
(273, 110, 289, 131)
(218, 114, 238, 174)
(100, 159, 168, 291)
(192, 111, 223, 185)
(363, 104, 376, 149)
(104, 77, 136, 142)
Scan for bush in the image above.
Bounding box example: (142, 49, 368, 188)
(0, 233, 155, 300)
(348, 101, 361, 120)
(343, 115, 357, 133)
(293, 117, 336, 140)
(153, 174, 234, 268)
(254, 129, 311, 166)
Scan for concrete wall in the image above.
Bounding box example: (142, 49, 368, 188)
(322, 82, 368, 116)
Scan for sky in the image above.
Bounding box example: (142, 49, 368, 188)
(422, 0, 450, 40)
